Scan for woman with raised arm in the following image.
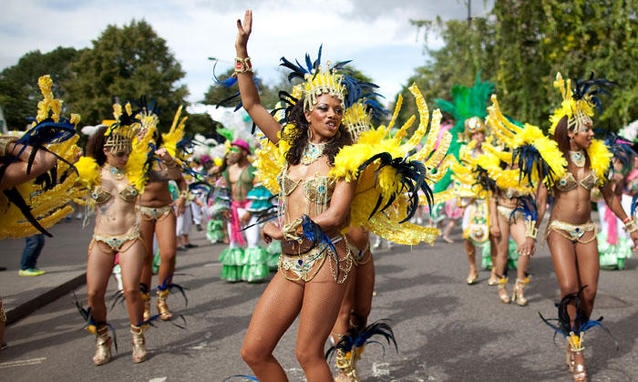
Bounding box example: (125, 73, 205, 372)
(234, 10, 356, 381)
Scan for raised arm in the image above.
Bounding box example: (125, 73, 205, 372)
(235, 10, 282, 144)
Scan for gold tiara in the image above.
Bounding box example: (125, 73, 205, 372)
(300, 63, 346, 111)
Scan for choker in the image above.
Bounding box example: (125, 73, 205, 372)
(569, 150, 586, 168)
(105, 164, 125, 179)
(302, 141, 327, 165)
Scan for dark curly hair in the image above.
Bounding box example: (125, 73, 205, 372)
(85, 125, 109, 166)
(281, 101, 353, 166)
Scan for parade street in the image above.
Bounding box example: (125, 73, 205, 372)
(1, 218, 637, 382)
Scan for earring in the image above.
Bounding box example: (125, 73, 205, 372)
(308, 129, 313, 140)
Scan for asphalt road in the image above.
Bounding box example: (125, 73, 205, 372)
(1, 223, 637, 382)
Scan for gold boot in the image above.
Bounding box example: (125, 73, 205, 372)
(141, 292, 151, 322)
(511, 278, 529, 306)
(92, 325, 112, 366)
(568, 332, 587, 382)
(130, 324, 148, 363)
(156, 289, 172, 321)
(334, 348, 360, 382)
(497, 277, 510, 304)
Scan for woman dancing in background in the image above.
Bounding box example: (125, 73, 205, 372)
(76, 105, 153, 365)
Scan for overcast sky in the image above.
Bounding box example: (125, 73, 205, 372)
(1, 0, 493, 106)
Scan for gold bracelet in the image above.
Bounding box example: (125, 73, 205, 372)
(233, 56, 253, 77)
(525, 219, 538, 240)
(0, 136, 17, 157)
(624, 219, 638, 233)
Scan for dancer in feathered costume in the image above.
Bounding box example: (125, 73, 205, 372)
(74, 101, 155, 365)
(0, 75, 83, 239)
(136, 103, 190, 323)
(434, 74, 497, 285)
(230, 10, 447, 381)
(481, 100, 544, 306)
(0, 74, 82, 355)
(218, 138, 271, 283)
(508, 72, 634, 382)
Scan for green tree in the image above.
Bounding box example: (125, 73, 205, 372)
(407, 0, 638, 131)
(0, 47, 80, 130)
(203, 66, 281, 111)
(63, 19, 188, 129)
(396, 15, 496, 128)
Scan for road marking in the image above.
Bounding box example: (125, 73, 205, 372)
(0, 357, 46, 368)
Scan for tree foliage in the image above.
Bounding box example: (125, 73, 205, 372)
(203, 66, 281, 111)
(406, 0, 638, 131)
(0, 47, 81, 130)
(394, 16, 495, 128)
(63, 19, 189, 130)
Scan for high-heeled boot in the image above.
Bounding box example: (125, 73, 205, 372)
(568, 331, 586, 382)
(156, 289, 172, 321)
(335, 348, 360, 382)
(511, 278, 529, 306)
(130, 323, 148, 363)
(141, 292, 151, 322)
(497, 276, 510, 304)
(93, 325, 112, 366)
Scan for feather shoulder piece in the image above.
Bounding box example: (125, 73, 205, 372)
(126, 123, 155, 194)
(0, 75, 84, 239)
(253, 131, 287, 194)
(487, 94, 566, 188)
(332, 84, 448, 245)
(587, 139, 612, 185)
(162, 105, 188, 159)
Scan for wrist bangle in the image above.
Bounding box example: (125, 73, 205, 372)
(623, 216, 632, 224)
(525, 219, 538, 240)
(624, 219, 638, 233)
(233, 56, 253, 77)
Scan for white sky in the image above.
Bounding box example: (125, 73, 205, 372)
(1, 0, 493, 106)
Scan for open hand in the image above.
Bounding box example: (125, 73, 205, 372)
(236, 10, 252, 50)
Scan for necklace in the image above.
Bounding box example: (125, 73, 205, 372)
(569, 150, 586, 168)
(301, 141, 327, 165)
(106, 164, 125, 179)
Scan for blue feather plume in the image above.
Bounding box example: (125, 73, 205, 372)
(325, 319, 398, 360)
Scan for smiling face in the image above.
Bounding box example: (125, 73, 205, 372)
(569, 117, 594, 150)
(304, 93, 344, 143)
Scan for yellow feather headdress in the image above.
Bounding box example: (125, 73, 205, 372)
(549, 72, 616, 135)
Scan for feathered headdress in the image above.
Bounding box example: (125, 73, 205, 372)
(104, 102, 139, 154)
(278, 45, 382, 116)
(549, 72, 617, 135)
(433, 72, 494, 193)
